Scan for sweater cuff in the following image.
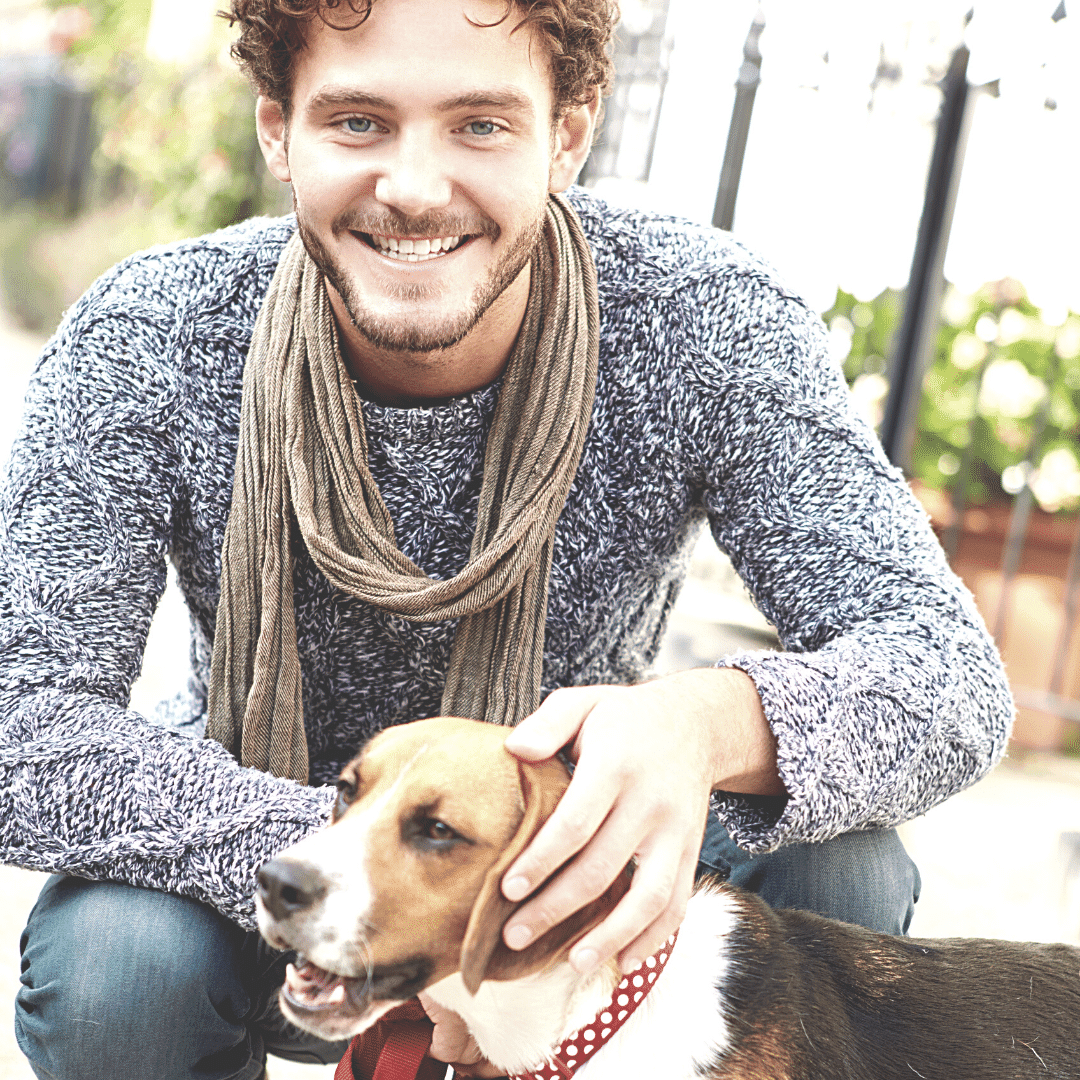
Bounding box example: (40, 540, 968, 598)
(712, 650, 840, 853)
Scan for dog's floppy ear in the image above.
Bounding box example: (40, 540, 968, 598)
(459, 758, 564, 994)
(458, 757, 632, 995)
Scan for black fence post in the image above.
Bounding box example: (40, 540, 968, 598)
(712, 8, 765, 231)
(879, 43, 975, 470)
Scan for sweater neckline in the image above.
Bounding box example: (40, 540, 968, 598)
(357, 380, 501, 446)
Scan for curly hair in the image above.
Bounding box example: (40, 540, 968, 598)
(222, 0, 618, 120)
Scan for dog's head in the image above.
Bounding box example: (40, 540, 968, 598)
(256, 716, 631, 1039)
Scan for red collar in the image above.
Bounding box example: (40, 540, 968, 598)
(335, 930, 678, 1080)
(508, 930, 678, 1080)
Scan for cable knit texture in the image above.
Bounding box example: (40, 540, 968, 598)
(0, 188, 1013, 930)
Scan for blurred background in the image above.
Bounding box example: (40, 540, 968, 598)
(2, 1, 1080, 1077)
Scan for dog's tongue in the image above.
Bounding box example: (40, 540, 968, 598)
(285, 958, 350, 1008)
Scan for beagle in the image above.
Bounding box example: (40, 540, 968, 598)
(256, 716, 1080, 1079)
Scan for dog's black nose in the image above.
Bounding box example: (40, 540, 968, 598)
(257, 858, 327, 921)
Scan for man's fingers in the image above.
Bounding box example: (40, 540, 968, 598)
(611, 843, 699, 972)
(419, 992, 505, 1077)
(501, 741, 622, 904)
(502, 803, 638, 948)
(569, 838, 696, 975)
(503, 686, 607, 761)
(420, 992, 474, 1062)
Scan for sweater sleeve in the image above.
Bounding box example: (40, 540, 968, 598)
(683, 273, 1014, 853)
(0, 255, 333, 930)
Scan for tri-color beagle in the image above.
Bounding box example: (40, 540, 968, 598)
(256, 716, 1080, 1079)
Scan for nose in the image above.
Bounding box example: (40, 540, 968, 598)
(257, 858, 327, 922)
(374, 130, 452, 217)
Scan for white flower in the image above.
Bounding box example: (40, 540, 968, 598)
(978, 359, 1047, 419)
(1030, 447, 1080, 512)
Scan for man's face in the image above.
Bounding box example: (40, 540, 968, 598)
(259, 0, 579, 355)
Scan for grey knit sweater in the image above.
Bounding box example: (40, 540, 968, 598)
(0, 189, 1012, 930)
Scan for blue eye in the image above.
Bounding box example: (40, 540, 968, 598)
(467, 120, 497, 136)
(345, 117, 374, 133)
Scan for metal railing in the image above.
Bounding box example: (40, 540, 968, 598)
(715, 7, 1080, 738)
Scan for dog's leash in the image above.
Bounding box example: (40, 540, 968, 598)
(335, 931, 677, 1080)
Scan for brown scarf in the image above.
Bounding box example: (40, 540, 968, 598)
(205, 194, 599, 783)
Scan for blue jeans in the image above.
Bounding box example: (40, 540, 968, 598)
(696, 815, 921, 935)
(15, 822, 919, 1080)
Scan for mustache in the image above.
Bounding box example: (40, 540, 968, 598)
(332, 208, 500, 241)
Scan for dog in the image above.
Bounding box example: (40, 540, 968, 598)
(256, 716, 1080, 1079)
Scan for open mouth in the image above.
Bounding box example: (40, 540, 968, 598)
(281, 954, 435, 1020)
(356, 231, 473, 263)
(283, 956, 366, 1014)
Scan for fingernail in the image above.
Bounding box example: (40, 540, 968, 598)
(503, 734, 544, 757)
(504, 924, 533, 950)
(503, 875, 531, 901)
(571, 947, 599, 973)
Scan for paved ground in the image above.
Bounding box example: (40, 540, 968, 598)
(4, 315, 1080, 1079)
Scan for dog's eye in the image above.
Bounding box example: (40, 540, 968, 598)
(333, 776, 358, 821)
(404, 815, 468, 851)
(424, 819, 457, 842)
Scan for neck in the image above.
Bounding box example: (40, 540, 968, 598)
(424, 960, 621, 1076)
(329, 266, 531, 407)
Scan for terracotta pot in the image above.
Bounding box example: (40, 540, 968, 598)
(911, 482, 1080, 752)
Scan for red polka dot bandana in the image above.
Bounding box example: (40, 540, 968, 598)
(508, 929, 679, 1080)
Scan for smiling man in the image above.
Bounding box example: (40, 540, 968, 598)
(1, 1, 1013, 1079)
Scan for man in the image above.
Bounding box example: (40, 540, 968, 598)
(2, 1, 1011, 1078)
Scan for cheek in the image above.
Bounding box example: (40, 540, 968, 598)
(363, 831, 492, 974)
(456, 147, 550, 218)
(288, 145, 371, 220)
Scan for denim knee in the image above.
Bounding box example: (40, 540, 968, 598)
(698, 818, 922, 935)
(15, 875, 264, 1080)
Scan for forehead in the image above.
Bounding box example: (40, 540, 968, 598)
(291, 0, 554, 117)
(356, 717, 514, 782)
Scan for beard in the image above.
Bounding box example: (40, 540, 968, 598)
(294, 201, 545, 355)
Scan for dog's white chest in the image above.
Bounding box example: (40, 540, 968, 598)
(572, 902, 735, 1080)
(438, 890, 738, 1080)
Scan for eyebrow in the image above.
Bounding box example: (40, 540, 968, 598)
(304, 84, 536, 123)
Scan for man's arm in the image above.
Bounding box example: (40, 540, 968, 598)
(0, 237, 333, 928)
(490, 268, 1011, 975)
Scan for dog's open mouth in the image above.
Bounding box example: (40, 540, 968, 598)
(282, 954, 435, 1021)
(283, 956, 362, 1013)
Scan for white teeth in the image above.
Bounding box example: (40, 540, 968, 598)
(368, 234, 465, 261)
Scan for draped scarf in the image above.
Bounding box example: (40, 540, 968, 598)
(206, 193, 599, 782)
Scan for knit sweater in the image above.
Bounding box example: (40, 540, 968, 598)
(0, 188, 1013, 930)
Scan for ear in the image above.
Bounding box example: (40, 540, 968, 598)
(459, 759, 564, 994)
(458, 758, 633, 995)
(549, 87, 602, 193)
(255, 95, 292, 184)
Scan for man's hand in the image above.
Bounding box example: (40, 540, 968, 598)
(418, 991, 505, 1078)
(499, 667, 785, 975)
